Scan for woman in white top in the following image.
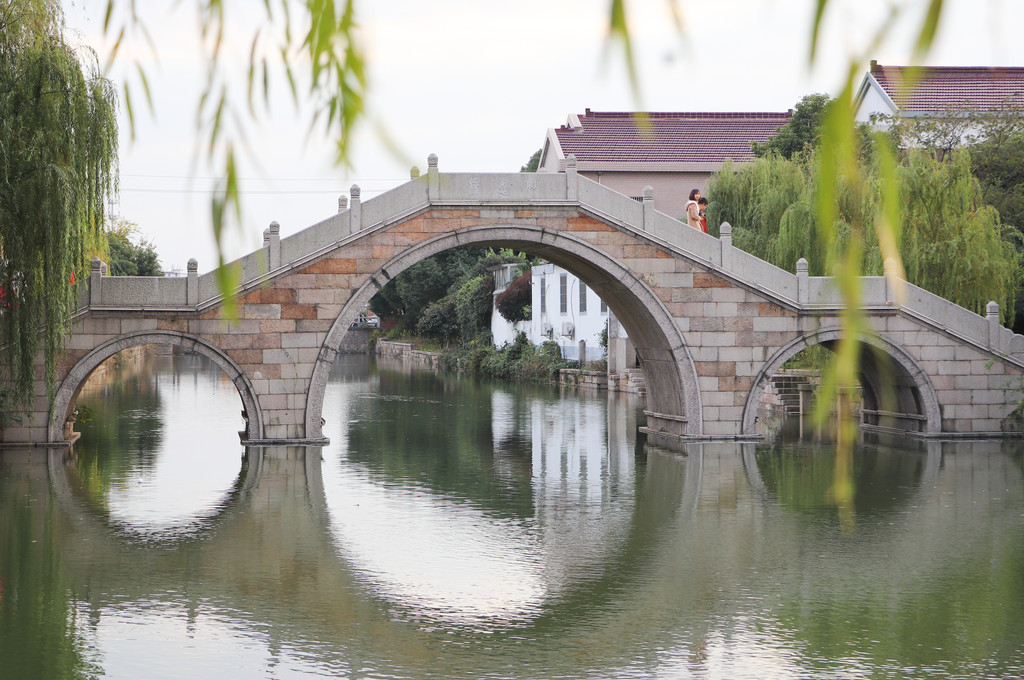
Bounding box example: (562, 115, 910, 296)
(685, 188, 702, 230)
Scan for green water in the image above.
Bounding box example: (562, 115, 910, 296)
(1, 352, 1022, 679)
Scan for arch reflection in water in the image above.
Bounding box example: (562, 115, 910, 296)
(71, 349, 248, 539)
(319, 356, 649, 625)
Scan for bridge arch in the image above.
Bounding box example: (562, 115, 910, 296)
(49, 331, 264, 443)
(741, 328, 942, 436)
(304, 224, 701, 440)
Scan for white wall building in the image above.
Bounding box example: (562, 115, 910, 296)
(491, 263, 608, 362)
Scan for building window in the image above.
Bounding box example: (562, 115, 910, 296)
(601, 299, 607, 313)
(560, 274, 568, 314)
(579, 282, 588, 314)
(540, 276, 546, 313)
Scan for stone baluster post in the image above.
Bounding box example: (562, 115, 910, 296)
(884, 257, 899, 304)
(338, 194, 348, 214)
(410, 166, 420, 179)
(187, 258, 199, 306)
(565, 154, 578, 201)
(987, 301, 1001, 351)
(89, 256, 104, 306)
(796, 258, 809, 305)
(641, 186, 654, 232)
(427, 153, 439, 201)
(348, 184, 361, 234)
(268, 221, 281, 270)
(261, 230, 270, 288)
(718, 221, 732, 269)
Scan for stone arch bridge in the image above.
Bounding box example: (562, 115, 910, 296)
(4, 156, 1024, 446)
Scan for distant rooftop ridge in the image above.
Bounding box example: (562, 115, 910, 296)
(575, 109, 792, 121)
(552, 108, 792, 165)
(869, 60, 1024, 112)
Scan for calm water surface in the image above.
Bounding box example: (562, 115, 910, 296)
(1, 352, 1022, 679)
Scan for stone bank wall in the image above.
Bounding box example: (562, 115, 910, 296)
(375, 340, 441, 369)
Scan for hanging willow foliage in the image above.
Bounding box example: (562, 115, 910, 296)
(0, 0, 118, 414)
(99, 0, 368, 319)
(708, 145, 1020, 324)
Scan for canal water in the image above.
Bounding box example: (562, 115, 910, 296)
(1, 351, 1022, 679)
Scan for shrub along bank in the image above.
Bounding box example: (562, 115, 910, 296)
(438, 331, 577, 382)
(374, 328, 579, 383)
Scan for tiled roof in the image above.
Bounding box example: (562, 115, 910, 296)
(871, 62, 1024, 112)
(553, 109, 792, 165)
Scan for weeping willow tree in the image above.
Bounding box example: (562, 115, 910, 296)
(0, 0, 118, 419)
(708, 145, 1020, 324)
(709, 156, 806, 255)
(897, 150, 1019, 317)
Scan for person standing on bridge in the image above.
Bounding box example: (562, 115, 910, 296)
(697, 197, 709, 234)
(685, 189, 703, 230)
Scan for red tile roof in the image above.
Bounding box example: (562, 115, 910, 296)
(553, 109, 792, 165)
(871, 62, 1024, 112)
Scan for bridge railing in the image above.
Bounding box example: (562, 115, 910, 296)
(719, 237, 800, 303)
(276, 211, 350, 274)
(358, 176, 430, 228)
(435, 171, 568, 204)
(75, 158, 1024, 361)
(79, 256, 196, 311)
(897, 279, 1022, 354)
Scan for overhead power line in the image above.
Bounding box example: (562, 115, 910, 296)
(120, 188, 386, 195)
(121, 172, 409, 182)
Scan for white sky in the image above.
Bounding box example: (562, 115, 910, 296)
(61, 0, 1024, 274)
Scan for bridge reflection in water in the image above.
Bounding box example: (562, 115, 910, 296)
(1, 353, 1022, 679)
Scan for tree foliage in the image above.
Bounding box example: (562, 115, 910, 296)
(752, 93, 833, 159)
(521, 149, 541, 172)
(971, 125, 1024, 332)
(495, 271, 532, 323)
(0, 0, 118, 410)
(375, 247, 526, 337)
(106, 217, 161, 276)
(416, 298, 459, 342)
(414, 273, 495, 346)
(453, 274, 495, 344)
(370, 247, 485, 330)
(107, 231, 161, 277)
(878, 102, 1024, 235)
(708, 145, 1020, 324)
(878, 102, 1024, 329)
(971, 128, 1024, 235)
